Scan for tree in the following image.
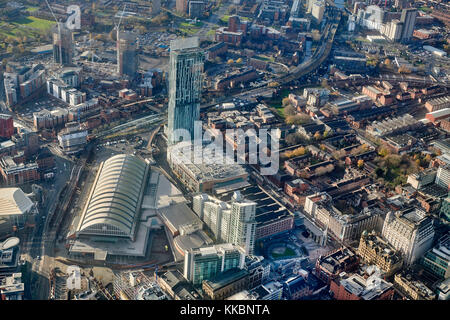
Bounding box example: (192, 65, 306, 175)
(285, 114, 310, 125)
(385, 154, 402, 168)
(314, 131, 322, 140)
(284, 105, 297, 117)
(236, 57, 243, 64)
(285, 132, 307, 146)
(282, 97, 291, 107)
(268, 81, 279, 88)
(227, 59, 234, 64)
(315, 164, 335, 176)
(378, 147, 390, 157)
(357, 159, 364, 168)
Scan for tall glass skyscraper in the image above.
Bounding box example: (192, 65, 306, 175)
(167, 37, 204, 145)
(52, 22, 73, 66)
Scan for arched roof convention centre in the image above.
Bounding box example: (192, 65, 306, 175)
(76, 154, 149, 240)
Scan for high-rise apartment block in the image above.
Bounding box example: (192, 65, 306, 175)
(193, 191, 257, 255)
(52, 22, 73, 66)
(228, 192, 257, 255)
(400, 8, 417, 42)
(117, 31, 139, 79)
(167, 37, 204, 145)
(183, 243, 245, 285)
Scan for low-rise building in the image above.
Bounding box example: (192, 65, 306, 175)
(315, 247, 359, 284)
(330, 272, 394, 300)
(0, 157, 39, 186)
(202, 268, 249, 300)
(394, 271, 436, 300)
(357, 231, 403, 276)
(57, 122, 88, 155)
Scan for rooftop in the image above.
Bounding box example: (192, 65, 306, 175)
(0, 188, 33, 216)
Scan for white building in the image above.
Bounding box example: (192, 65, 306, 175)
(382, 208, 435, 265)
(357, 5, 385, 31)
(436, 165, 450, 190)
(66, 265, 82, 290)
(311, 1, 325, 24)
(193, 191, 257, 255)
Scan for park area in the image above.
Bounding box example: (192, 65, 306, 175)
(0, 15, 55, 42)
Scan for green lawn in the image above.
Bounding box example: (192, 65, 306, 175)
(25, 6, 39, 12)
(220, 15, 250, 23)
(179, 22, 201, 35)
(0, 16, 55, 40)
(14, 16, 56, 30)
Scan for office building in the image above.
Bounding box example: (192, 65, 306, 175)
(435, 165, 450, 190)
(315, 247, 359, 284)
(152, 0, 161, 15)
(382, 207, 435, 265)
(0, 114, 14, 139)
(57, 122, 88, 155)
(117, 31, 139, 79)
(0, 157, 39, 186)
(407, 169, 437, 190)
(167, 37, 204, 145)
(394, 271, 436, 300)
(176, 0, 188, 14)
(52, 22, 73, 65)
(183, 243, 245, 285)
(311, 1, 325, 24)
(189, 1, 205, 19)
(0, 237, 21, 278)
(167, 143, 249, 193)
(0, 273, 24, 300)
(330, 272, 394, 300)
(202, 268, 249, 300)
(400, 8, 417, 42)
(357, 231, 403, 276)
(440, 197, 450, 222)
(421, 235, 450, 279)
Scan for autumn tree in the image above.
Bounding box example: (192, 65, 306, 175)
(314, 131, 322, 140)
(357, 159, 364, 168)
(284, 105, 297, 117)
(282, 97, 291, 107)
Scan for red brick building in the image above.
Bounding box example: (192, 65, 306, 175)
(330, 273, 394, 300)
(0, 114, 14, 139)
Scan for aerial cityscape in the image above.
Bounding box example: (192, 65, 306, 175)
(0, 0, 450, 304)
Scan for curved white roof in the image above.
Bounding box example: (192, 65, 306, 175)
(0, 237, 20, 250)
(77, 154, 148, 238)
(0, 188, 33, 216)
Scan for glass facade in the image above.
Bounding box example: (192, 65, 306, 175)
(167, 38, 204, 144)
